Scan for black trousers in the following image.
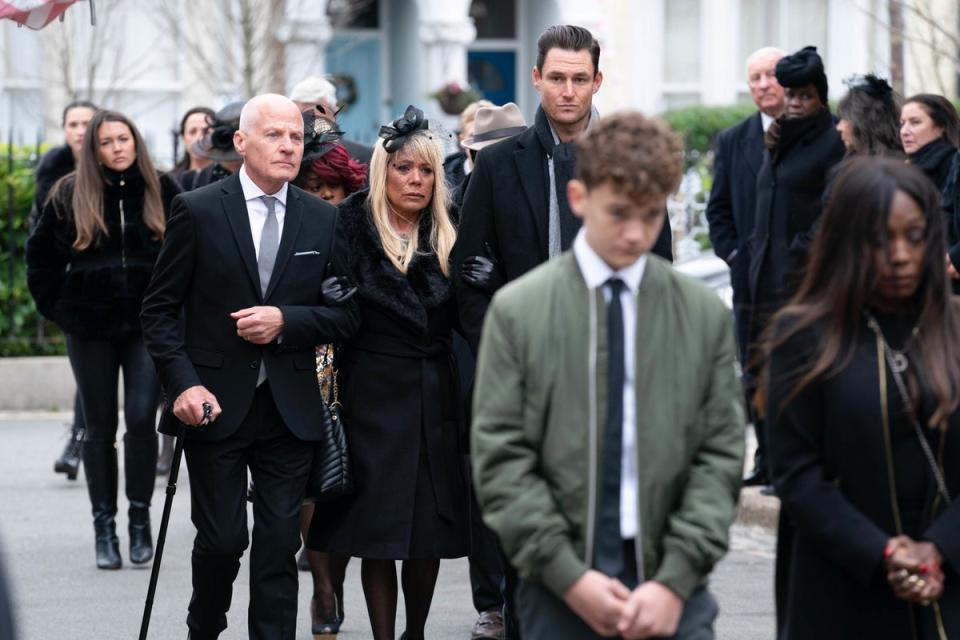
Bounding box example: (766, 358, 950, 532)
(67, 333, 159, 517)
(183, 383, 314, 640)
(516, 581, 718, 640)
(468, 473, 505, 614)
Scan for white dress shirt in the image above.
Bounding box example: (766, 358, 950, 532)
(238, 165, 288, 259)
(572, 229, 646, 540)
(761, 112, 775, 133)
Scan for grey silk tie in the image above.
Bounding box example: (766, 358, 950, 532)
(258, 195, 279, 297)
(256, 195, 279, 386)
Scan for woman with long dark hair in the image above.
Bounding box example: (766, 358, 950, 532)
(307, 106, 468, 640)
(168, 106, 214, 182)
(836, 75, 903, 158)
(26, 110, 180, 570)
(765, 157, 960, 638)
(901, 94, 960, 288)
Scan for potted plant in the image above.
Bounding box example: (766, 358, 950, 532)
(430, 81, 482, 115)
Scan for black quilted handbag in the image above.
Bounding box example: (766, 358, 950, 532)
(305, 344, 354, 502)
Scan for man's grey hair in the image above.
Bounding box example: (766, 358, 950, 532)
(289, 76, 338, 108)
(746, 46, 786, 73)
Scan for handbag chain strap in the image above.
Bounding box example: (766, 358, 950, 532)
(866, 313, 952, 506)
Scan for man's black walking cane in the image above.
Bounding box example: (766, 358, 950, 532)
(138, 403, 208, 640)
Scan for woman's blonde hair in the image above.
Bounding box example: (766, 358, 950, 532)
(367, 131, 456, 275)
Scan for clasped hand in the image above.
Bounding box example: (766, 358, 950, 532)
(884, 535, 945, 604)
(230, 306, 284, 344)
(563, 570, 683, 639)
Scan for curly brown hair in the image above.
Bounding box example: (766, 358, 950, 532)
(574, 112, 684, 200)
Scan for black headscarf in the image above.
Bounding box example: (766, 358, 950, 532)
(776, 46, 828, 104)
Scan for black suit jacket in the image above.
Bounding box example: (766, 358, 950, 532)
(452, 123, 673, 352)
(141, 172, 360, 442)
(705, 112, 765, 307)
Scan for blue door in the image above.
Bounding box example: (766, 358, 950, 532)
(467, 50, 517, 106)
(325, 35, 382, 145)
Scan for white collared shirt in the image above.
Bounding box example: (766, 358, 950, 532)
(238, 165, 288, 259)
(761, 112, 775, 133)
(572, 229, 646, 540)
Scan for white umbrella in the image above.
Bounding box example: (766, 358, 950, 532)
(0, 0, 94, 29)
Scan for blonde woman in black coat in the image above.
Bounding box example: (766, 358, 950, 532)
(27, 110, 180, 570)
(308, 106, 468, 640)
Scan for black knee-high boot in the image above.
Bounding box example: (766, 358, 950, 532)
(84, 441, 121, 569)
(124, 433, 157, 564)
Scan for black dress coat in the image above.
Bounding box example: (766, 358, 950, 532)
(26, 168, 181, 339)
(908, 138, 960, 272)
(140, 172, 360, 442)
(452, 106, 674, 352)
(748, 111, 845, 338)
(308, 191, 470, 560)
(767, 317, 960, 639)
(706, 112, 765, 362)
(32, 144, 75, 224)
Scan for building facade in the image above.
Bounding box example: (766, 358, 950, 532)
(0, 0, 956, 165)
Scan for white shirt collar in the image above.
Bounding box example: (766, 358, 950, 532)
(572, 229, 646, 294)
(760, 112, 775, 133)
(238, 165, 288, 206)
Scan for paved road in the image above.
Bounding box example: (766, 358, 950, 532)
(0, 417, 774, 639)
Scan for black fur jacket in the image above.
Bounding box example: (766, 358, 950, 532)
(336, 189, 457, 337)
(25, 166, 180, 339)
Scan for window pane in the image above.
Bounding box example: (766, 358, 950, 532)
(470, 0, 516, 39)
(738, 0, 779, 70)
(784, 0, 827, 55)
(664, 0, 701, 84)
(327, 0, 379, 29)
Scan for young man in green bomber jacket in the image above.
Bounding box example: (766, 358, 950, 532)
(471, 112, 746, 640)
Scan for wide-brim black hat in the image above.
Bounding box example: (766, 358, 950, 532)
(191, 101, 245, 162)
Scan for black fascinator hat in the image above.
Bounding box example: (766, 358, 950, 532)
(302, 107, 344, 163)
(192, 101, 246, 162)
(776, 46, 828, 104)
(844, 74, 896, 107)
(378, 105, 430, 153)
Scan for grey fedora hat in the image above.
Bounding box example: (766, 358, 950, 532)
(462, 102, 527, 151)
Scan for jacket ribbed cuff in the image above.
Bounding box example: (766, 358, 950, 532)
(539, 542, 589, 600)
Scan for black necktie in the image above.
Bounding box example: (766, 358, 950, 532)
(594, 277, 625, 577)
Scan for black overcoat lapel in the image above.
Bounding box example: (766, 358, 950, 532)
(264, 189, 303, 301)
(220, 175, 262, 302)
(513, 129, 549, 256)
(740, 112, 764, 177)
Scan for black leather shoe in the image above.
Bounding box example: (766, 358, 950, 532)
(95, 521, 122, 570)
(53, 426, 84, 480)
(129, 504, 153, 565)
(759, 484, 777, 496)
(742, 468, 770, 487)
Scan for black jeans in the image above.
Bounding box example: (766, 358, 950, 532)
(67, 333, 160, 520)
(183, 383, 314, 640)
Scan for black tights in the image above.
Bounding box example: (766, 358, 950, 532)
(361, 558, 441, 640)
(67, 333, 159, 518)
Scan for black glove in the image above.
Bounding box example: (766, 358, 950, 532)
(321, 274, 357, 306)
(461, 242, 503, 294)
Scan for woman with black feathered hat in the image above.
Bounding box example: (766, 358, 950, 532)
(307, 106, 468, 640)
(900, 94, 960, 291)
(837, 74, 904, 158)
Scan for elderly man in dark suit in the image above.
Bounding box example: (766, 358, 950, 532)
(141, 93, 359, 640)
(705, 46, 785, 489)
(453, 24, 673, 355)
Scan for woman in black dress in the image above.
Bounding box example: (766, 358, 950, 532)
(900, 94, 960, 289)
(764, 157, 960, 639)
(26, 110, 180, 570)
(308, 106, 468, 640)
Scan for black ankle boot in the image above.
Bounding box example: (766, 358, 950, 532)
(85, 441, 120, 569)
(54, 424, 84, 480)
(129, 502, 153, 565)
(94, 520, 122, 570)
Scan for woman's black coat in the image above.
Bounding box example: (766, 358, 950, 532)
(767, 319, 960, 639)
(908, 138, 960, 272)
(308, 190, 470, 559)
(748, 111, 845, 314)
(26, 167, 180, 339)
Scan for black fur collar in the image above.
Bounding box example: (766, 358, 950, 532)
(337, 190, 452, 331)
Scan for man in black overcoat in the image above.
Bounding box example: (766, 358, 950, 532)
(452, 25, 673, 354)
(705, 46, 784, 488)
(140, 94, 359, 640)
